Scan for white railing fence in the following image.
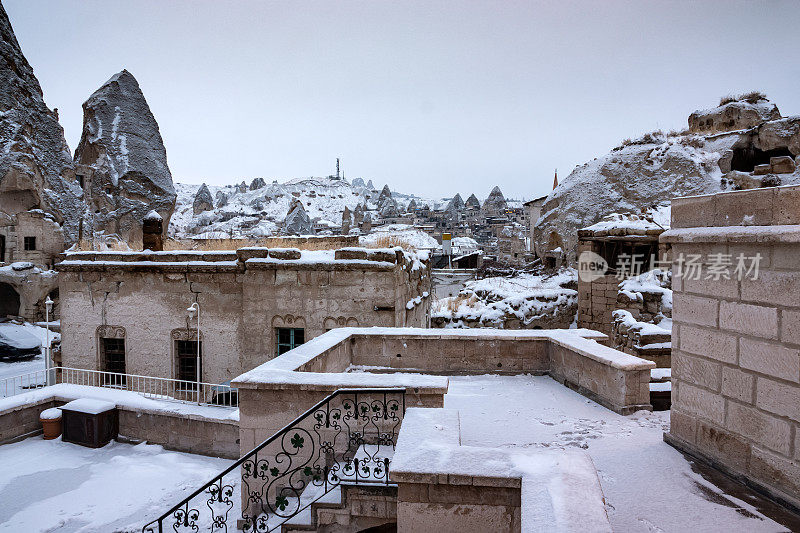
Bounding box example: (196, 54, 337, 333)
(0, 367, 238, 408)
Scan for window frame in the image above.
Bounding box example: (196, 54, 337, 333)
(175, 339, 202, 391)
(276, 327, 305, 355)
(100, 337, 126, 387)
(23, 236, 36, 251)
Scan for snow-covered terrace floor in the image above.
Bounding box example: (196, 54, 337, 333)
(2, 374, 799, 532)
(445, 374, 800, 532)
(0, 438, 232, 532)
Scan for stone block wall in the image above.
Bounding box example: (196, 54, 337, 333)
(118, 408, 239, 459)
(349, 334, 551, 375)
(397, 480, 520, 533)
(0, 397, 239, 458)
(577, 271, 619, 337)
(549, 337, 652, 415)
(663, 184, 800, 509)
(0, 398, 57, 444)
(57, 248, 431, 385)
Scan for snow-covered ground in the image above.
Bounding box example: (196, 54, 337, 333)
(445, 374, 797, 532)
(359, 223, 440, 251)
(0, 438, 231, 532)
(432, 268, 578, 328)
(2, 374, 797, 531)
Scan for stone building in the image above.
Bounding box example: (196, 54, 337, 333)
(576, 213, 669, 338)
(0, 209, 63, 320)
(55, 246, 431, 387)
(664, 184, 800, 509)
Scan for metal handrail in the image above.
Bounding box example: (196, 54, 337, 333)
(142, 387, 406, 533)
(0, 366, 238, 408)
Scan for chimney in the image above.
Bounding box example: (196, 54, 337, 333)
(142, 210, 164, 251)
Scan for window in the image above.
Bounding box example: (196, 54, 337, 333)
(23, 237, 36, 251)
(176, 340, 202, 390)
(101, 338, 126, 386)
(276, 328, 305, 355)
(76, 175, 84, 188)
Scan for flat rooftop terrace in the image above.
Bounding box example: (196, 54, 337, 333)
(3, 374, 799, 532)
(444, 374, 800, 532)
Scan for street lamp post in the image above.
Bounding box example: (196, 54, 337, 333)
(187, 302, 201, 404)
(44, 296, 53, 386)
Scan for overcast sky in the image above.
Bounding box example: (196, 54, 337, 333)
(6, 0, 800, 200)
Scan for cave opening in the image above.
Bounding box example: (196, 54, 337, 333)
(0, 283, 20, 317)
(731, 146, 793, 172)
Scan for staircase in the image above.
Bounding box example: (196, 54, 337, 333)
(142, 388, 405, 533)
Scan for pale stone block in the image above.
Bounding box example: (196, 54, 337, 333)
(670, 408, 697, 444)
(674, 353, 722, 392)
(781, 309, 800, 346)
(739, 338, 800, 383)
(749, 446, 800, 500)
(719, 301, 778, 339)
(740, 270, 800, 308)
(677, 383, 726, 426)
(683, 275, 739, 300)
(673, 293, 719, 327)
(714, 186, 775, 227)
(671, 194, 716, 229)
(679, 325, 737, 364)
(755, 377, 800, 422)
(397, 501, 516, 533)
(721, 367, 754, 403)
(726, 401, 792, 455)
(775, 185, 800, 225)
(695, 419, 751, 471)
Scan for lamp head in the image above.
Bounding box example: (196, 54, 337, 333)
(187, 302, 198, 319)
(45, 296, 53, 312)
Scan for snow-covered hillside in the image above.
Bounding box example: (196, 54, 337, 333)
(169, 177, 451, 239)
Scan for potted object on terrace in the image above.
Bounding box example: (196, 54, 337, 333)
(40, 407, 62, 440)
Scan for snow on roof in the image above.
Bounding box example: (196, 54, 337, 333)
(143, 209, 162, 221)
(60, 398, 116, 414)
(579, 206, 670, 237)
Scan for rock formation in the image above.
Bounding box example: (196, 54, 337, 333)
(215, 191, 228, 208)
(465, 193, 481, 209)
(378, 185, 392, 204)
(250, 177, 266, 190)
(341, 206, 352, 234)
(74, 70, 176, 242)
(353, 204, 364, 227)
(193, 183, 213, 214)
(689, 95, 780, 135)
(483, 186, 507, 214)
(351, 177, 365, 188)
(380, 197, 398, 218)
(534, 96, 800, 261)
(361, 211, 372, 232)
(0, 2, 84, 243)
(407, 199, 417, 211)
(445, 193, 465, 214)
(284, 198, 312, 235)
(366, 180, 375, 190)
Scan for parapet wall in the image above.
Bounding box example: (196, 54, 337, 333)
(232, 327, 655, 457)
(663, 184, 800, 510)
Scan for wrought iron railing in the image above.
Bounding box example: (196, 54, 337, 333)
(0, 367, 238, 408)
(142, 388, 405, 533)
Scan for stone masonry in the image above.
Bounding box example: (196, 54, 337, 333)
(56, 247, 431, 386)
(663, 184, 800, 510)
